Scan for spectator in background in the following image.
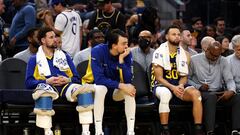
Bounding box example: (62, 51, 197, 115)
(8, 0, 36, 57)
(14, 28, 39, 63)
(125, 6, 158, 45)
(189, 41, 240, 135)
(0, 0, 5, 61)
(216, 35, 234, 57)
(73, 29, 105, 67)
(200, 36, 215, 52)
(215, 17, 225, 36)
(131, 30, 154, 72)
(191, 17, 203, 38)
(227, 35, 240, 93)
(200, 25, 216, 39)
(190, 36, 199, 52)
(88, 0, 126, 35)
(191, 17, 203, 49)
(180, 29, 198, 56)
(44, 0, 83, 57)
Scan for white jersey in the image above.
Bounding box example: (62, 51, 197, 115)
(55, 9, 82, 57)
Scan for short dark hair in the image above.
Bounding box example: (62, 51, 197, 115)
(214, 17, 224, 25)
(87, 29, 103, 41)
(51, 0, 66, 7)
(38, 27, 53, 44)
(27, 27, 39, 38)
(165, 25, 181, 35)
(216, 35, 230, 44)
(106, 29, 127, 49)
(191, 17, 202, 25)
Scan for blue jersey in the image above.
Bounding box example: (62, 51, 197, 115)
(82, 44, 133, 90)
(25, 52, 80, 90)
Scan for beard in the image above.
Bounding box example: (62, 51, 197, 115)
(46, 44, 58, 49)
(32, 42, 40, 48)
(168, 39, 180, 46)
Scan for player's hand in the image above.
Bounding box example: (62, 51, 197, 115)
(199, 84, 209, 91)
(172, 85, 184, 99)
(46, 76, 60, 86)
(119, 48, 130, 64)
(119, 83, 136, 97)
(57, 75, 70, 85)
(217, 91, 234, 101)
(8, 37, 16, 49)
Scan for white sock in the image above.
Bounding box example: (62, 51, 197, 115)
(94, 85, 107, 133)
(124, 95, 136, 133)
(82, 124, 90, 132)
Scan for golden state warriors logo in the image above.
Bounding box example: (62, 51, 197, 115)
(98, 22, 111, 33)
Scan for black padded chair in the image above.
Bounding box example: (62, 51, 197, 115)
(76, 60, 89, 83)
(0, 58, 34, 126)
(131, 61, 157, 135)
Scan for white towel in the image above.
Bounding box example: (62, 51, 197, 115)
(152, 41, 188, 76)
(36, 46, 70, 77)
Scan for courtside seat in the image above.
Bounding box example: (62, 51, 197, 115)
(0, 58, 33, 126)
(132, 61, 157, 135)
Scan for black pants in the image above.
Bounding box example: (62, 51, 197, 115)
(201, 92, 240, 132)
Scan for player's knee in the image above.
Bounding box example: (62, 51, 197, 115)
(73, 84, 95, 112)
(156, 87, 172, 113)
(32, 83, 58, 116)
(156, 87, 172, 102)
(187, 88, 202, 101)
(94, 85, 108, 96)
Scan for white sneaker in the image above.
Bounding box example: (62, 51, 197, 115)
(127, 131, 135, 135)
(231, 130, 240, 135)
(95, 131, 104, 135)
(44, 129, 53, 135)
(82, 131, 91, 135)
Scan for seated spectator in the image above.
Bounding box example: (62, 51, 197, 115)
(180, 29, 198, 56)
(188, 41, 240, 135)
(191, 17, 203, 49)
(14, 28, 39, 63)
(216, 35, 234, 57)
(214, 17, 225, 36)
(227, 35, 240, 92)
(200, 36, 215, 52)
(73, 29, 105, 67)
(131, 30, 154, 72)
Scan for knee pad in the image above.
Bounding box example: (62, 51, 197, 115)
(32, 83, 58, 128)
(33, 83, 58, 114)
(32, 83, 59, 100)
(76, 92, 94, 112)
(70, 83, 95, 102)
(156, 87, 172, 113)
(73, 84, 95, 124)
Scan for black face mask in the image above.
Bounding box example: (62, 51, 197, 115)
(139, 38, 151, 51)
